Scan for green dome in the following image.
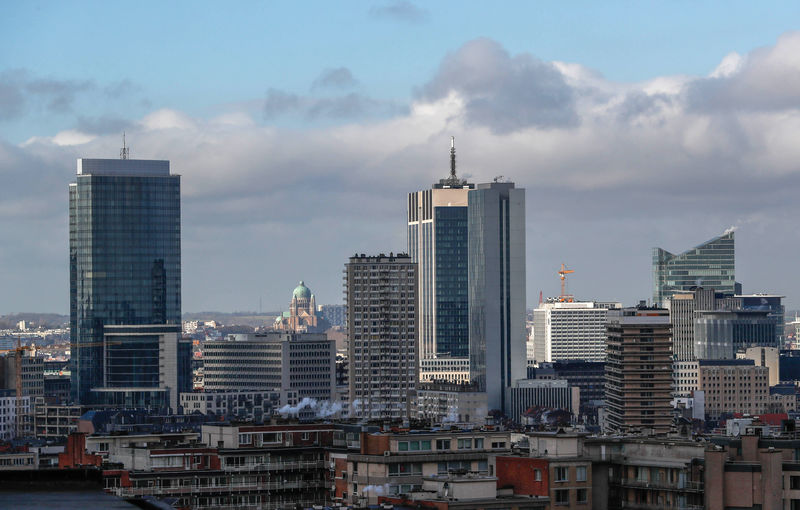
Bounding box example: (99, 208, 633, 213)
(293, 281, 311, 300)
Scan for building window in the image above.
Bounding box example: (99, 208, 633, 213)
(554, 466, 568, 482)
(555, 489, 570, 505)
(457, 439, 472, 450)
(791, 476, 800, 490)
(534, 469, 542, 481)
(576, 466, 587, 482)
(474, 438, 484, 449)
(577, 488, 588, 503)
(436, 439, 451, 450)
(491, 441, 507, 449)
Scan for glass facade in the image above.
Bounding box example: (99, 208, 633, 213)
(694, 310, 777, 359)
(70, 159, 181, 404)
(434, 207, 469, 357)
(652, 231, 735, 306)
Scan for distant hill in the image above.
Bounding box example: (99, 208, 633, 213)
(0, 313, 68, 329)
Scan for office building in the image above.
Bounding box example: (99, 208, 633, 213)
(203, 332, 335, 402)
(506, 379, 580, 425)
(345, 253, 418, 420)
(468, 181, 526, 413)
(69, 155, 188, 408)
(697, 359, 769, 420)
(604, 306, 673, 435)
(531, 300, 620, 362)
(738, 346, 780, 386)
(0, 351, 44, 400)
(652, 230, 736, 306)
(736, 294, 785, 344)
(415, 381, 487, 425)
(318, 304, 346, 327)
(408, 138, 474, 382)
(666, 287, 720, 362)
(694, 309, 776, 359)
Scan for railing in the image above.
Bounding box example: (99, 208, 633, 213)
(618, 478, 704, 491)
(222, 460, 326, 471)
(620, 502, 703, 510)
(114, 479, 327, 497)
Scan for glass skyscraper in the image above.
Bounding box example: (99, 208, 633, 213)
(652, 230, 736, 306)
(468, 181, 526, 413)
(69, 158, 185, 406)
(407, 139, 473, 381)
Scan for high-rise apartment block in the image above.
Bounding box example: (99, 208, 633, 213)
(203, 332, 335, 402)
(345, 253, 418, 420)
(531, 300, 620, 362)
(69, 157, 189, 408)
(652, 230, 736, 306)
(408, 139, 474, 382)
(468, 181, 526, 413)
(605, 306, 673, 435)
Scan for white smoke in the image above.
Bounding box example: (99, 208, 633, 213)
(442, 408, 459, 423)
(362, 484, 390, 495)
(276, 397, 347, 419)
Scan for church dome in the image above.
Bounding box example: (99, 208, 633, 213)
(293, 281, 311, 300)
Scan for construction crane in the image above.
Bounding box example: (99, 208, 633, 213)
(558, 263, 575, 302)
(0, 339, 119, 439)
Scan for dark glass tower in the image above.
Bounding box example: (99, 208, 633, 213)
(69, 158, 182, 405)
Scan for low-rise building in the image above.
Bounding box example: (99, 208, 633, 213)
(179, 390, 285, 421)
(416, 381, 487, 425)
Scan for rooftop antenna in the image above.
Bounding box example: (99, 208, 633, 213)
(120, 132, 130, 160)
(450, 136, 456, 178)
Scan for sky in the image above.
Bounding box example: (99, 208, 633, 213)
(3, 1, 800, 314)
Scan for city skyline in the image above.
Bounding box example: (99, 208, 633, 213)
(4, 4, 800, 314)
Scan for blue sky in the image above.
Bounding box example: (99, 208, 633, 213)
(4, 1, 800, 141)
(3, 2, 800, 314)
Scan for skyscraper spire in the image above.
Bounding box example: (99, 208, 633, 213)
(450, 136, 456, 178)
(120, 132, 130, 160)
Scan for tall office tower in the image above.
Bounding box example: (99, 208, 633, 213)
(652, 230, 736, 306)
(665, 287, 718, 362)
(531, 300, 621, 362)
(604, 305, 673, 435)
(468, 181, 526, 413)
(407, 138, 474, 382)
(70, 155, 188, 408)
(346, 253, 418, 421)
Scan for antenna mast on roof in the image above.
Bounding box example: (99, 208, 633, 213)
(450, 136, 456, 178)
(120, 132, 130, 160)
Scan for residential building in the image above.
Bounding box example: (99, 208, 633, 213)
(492, 431, 592, 509)
(468, 181, 526, 413)
(203, 331, 335, 402)
(673, 360, 700, 398)
(652, 230, 736, 306)
(345, 253, 418, 420)
(379, 474, 549, 509)
(666, 287, 719, 362)
(419, 357, 470, 383)
(604, 305, 673, 435)
(698, 359, 770, 420)
(334, 427, 515, 506)
(69, 155, 189, 408)
(408, 138, 474, 382)
(531, 300, 620, 362)
(33, 402, 86, 439)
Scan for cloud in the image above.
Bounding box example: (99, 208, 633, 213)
(419, 38, 578, 133)
(6, 35, 800, 314)
(24, 77, 94, 113)
(75, 115, 133, 135)
(369, 1, 427, 23)
(311, 67, 358, 90)
(263, 88, 406, 121)
(686, 31, 800, 112)
(0, 81, 25, 120)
